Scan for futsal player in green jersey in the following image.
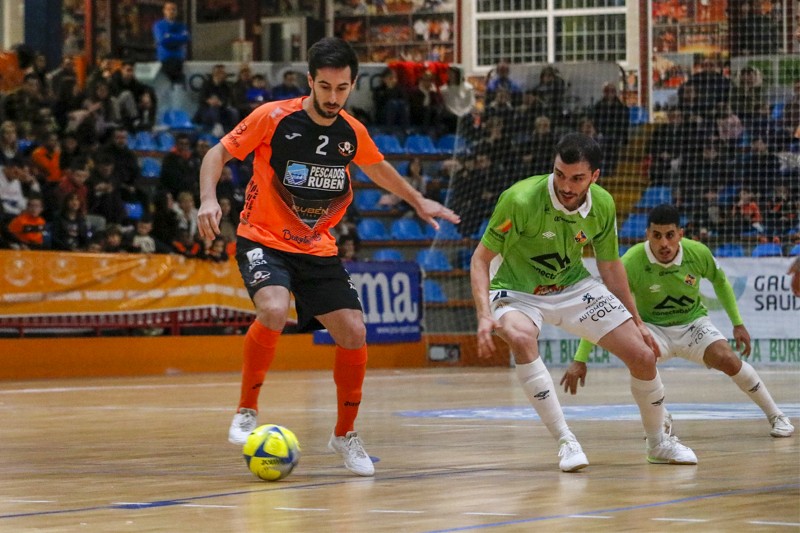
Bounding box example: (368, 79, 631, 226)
(470, 133, 697, 472)
(562, 204, 794, 438)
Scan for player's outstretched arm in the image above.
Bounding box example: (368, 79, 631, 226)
(361, 160, 460, 230)
(197, 143, 234, 241)
(470, 243, 500, 359)
(789, 257, 800, 297)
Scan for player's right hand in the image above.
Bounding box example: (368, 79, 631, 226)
(197, 199, 222, 240)
(476, 316, 499, 358)
(560, 361, 587, 395)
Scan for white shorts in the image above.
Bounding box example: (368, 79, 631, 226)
(647, 316, 727, 366)
(489, 278, 633, 344)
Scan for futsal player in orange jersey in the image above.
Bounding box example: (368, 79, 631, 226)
(197, 37, 459, 476)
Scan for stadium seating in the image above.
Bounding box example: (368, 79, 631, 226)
(416, 249, 453, 272)
(161, 108, 195, 130)
(371, 248, 404, 261)
(354, 189, 385, 211)
(635, 186, 672, 209)
(392, 160, 409, 176)
(714, 243, 745, 258)
(356, 218, 389, 241)
(155, 131, 176, 152)
(351, 165, 371, 183)
(436, 134, 468, 154)
(133, 131, 158, 151)
(751, 243, 783, 257)
(789, 243, 800, 256)
(140, 157, 162, 179)
(423, 279, 448, 304)
(404, 134, 438, 155)
(425, 220, 463, 240)
(618, 213, 649, 239)
(471, 219, 490, 240)
(124, 202, 145, 221)
(390, 218, 426, 240)
(373, 134, 405, 155)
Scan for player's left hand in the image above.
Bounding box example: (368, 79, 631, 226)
(560, 361, 587, 395)
(415, 198, 460, 231)
(732, 324, 751, 357)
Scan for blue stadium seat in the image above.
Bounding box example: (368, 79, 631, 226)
(373, 134, 405, 155)
(629, 106, 649, 125)
(436, 134, 468, 154)
(354, 189, 385, 211)
(155, 131, 176, 152)
(714, 243, 745, 258)
(618, 213, 649, 239)
(635, 186, 673, 209)
(404, 134, 438, 155)
(425, 220, 463, 240)
(472, 219, 490, 240)
(124, 202, 144, 221)
(133, 131, 158, 151)
(456, 248, 472, 270)
(416, 249, 453, 272)
(619, 244, 631, 257)
(751, 243, 783, 257)
(162, 108, 195, 130)
(200, 133, 220, 146)
(789, 243, 800, 256)
(390, 218, 425, 240)
(392, 160, 409, 176)
(372, 248, 404, 261)
(352, 165, 371, 183)
(356, 219, 389, 241)
(140, 157, 162, 179)
(423, 279, 448, 304)
(771, 102, 785, 121)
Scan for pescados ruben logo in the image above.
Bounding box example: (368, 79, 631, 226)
(283, 160, 347, 191)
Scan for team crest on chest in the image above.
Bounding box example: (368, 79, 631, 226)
(684, 274, 697, 286)
(338, 141, 355, 156)
(574, 230, 587, 243)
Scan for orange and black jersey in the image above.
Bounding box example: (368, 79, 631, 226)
(221, 97, 383, 257)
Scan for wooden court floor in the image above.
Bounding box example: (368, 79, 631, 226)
(1, 365, 798, 532)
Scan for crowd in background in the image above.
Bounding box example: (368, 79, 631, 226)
(0, 48, 798, 262)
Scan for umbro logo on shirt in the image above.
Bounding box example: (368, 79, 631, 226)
(542, 231, 555, 239)
(285, 132, 302, 140)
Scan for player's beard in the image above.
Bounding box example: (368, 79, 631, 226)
(312, 94, 341, 119)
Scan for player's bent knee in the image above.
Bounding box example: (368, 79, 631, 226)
(337, 325, 367, 351)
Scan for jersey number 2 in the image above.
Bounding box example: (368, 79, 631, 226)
(316, 135, 329, 155)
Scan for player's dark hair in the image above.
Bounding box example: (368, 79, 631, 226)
(648, 204, 681, 227)
(555, 132, 603, 172)
(307, 37, 359, 81)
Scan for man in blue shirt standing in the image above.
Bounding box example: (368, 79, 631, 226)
(153, 1, 190, 86)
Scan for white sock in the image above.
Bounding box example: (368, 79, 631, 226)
(630, 372, 666, 446)
(516, 358, 572, 441)
(731, 361, 782, 419)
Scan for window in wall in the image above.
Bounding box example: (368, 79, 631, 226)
(476, 17, 548, 66)
(477, 0, 546, 12)
(555, 14, 626, 62)
(555, 0, 625, 8)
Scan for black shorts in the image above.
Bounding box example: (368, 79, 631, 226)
(235, 236, 362, 332)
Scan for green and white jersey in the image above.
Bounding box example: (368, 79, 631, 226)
(622, 238, 741, 327)
(480, 174, 619, 294)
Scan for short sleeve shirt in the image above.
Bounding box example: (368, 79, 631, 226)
(222, 97, 383, 256)
(481, 174, 619, 293)
(622, 238, 725, 326)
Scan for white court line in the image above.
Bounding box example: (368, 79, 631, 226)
(274, 507, 329, 512)
(463, 512, 517, 517)
(567, 515, 613, 519)
(748, 521, 800, 527)
(181, 504, 237, 509)
(369, 509, 425, 514)
(402, 423, 530, 429)
(651, 518, 708, 523)
(5, 499, 56, 503)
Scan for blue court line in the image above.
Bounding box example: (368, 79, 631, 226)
(422, 483, 800, 533)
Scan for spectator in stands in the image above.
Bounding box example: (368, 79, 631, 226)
(737, 136, 781, 197)
(201, 236, 230, 262)
(3, 73, 47, 128)
(484, 60, 522, 106)
(151, 190, 181, 246)
(647, 108, 684, 185)
(763, 185, 799, 237)
(379, 156, 428, 212)
(439, 67, 475, 133)
(110, 61, 158, 132)
(680, 142, 732, 207)
(678, 57, 731, 120)
(173, 190, 199, 238)
(85, 56, 116, 95)
(730, 66, 766, 128)
(195, 64, 239, 136)
(750, 102, 789, 151)
(51, 191, 89, 251)
(75, 79, 121, 145)
(30, 131, 62, 185)
(159, 133, 197, 198)
(408, 70, 446, 136)
(30, 52, 52, 101)
(58, 132, 84, 173)
(590, 83, 629, 174)
(170, 226, 201, 258)
(484, 86, 516, 127)
(729, 0, 779, 57)
(215, 164, 244, 210)
(87, 152, 125, 225)
(101, 224, 126, 253)
(217, 196, 238, 244)
(271, 70, 306, 101)
(727, 187, 764, 237)
(337, 233, 360, 261)
(127, 216, 168, 254)
(0, 121, 22, 165)
(152, 0, 191, 86)
(52, 78, 85, 133)
(14, 158, 42, 201)
(231, 64, 255, 119)
(372, 67, 410, 132)
(98, 128, 147, 207)
(6, 192, 46, 250)
(780, 80, 800, 145)
(49, 56, 78, 103)
(31, 107, 58, 142)
(713, 103, 744, 155)
(689, 186, 727, 240)
(243, 74, 272, 116)
(56, 157, 90, 215)
(520, 115, 556, 177)
(0, 158, 29, 221)
(530, 66, 566, 126)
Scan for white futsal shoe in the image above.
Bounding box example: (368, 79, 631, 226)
(646, 434, 697, 465)
(328, 431, 375, 476)
(558, 437, 589, 472)
(228, 408, 257, 445)
(769, 414, 794, 438)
